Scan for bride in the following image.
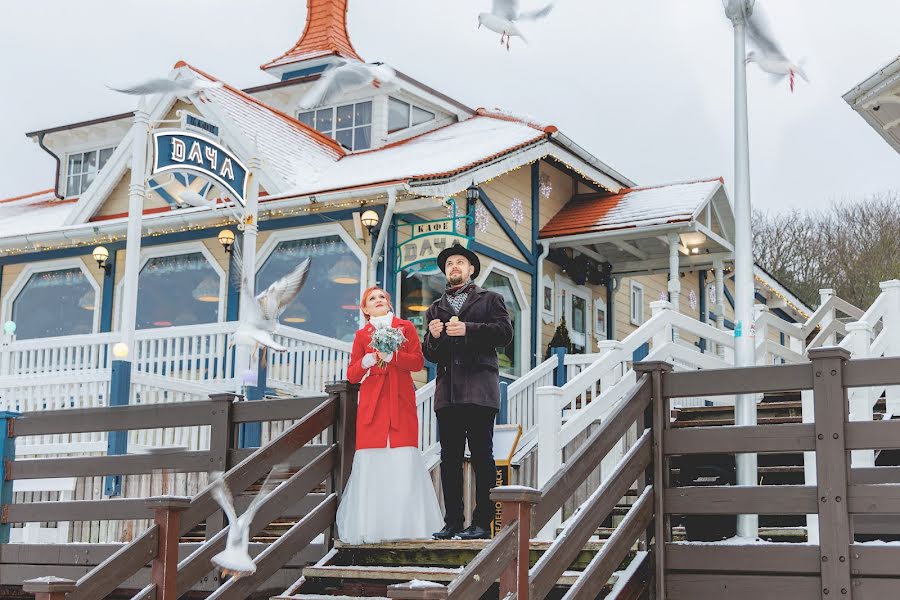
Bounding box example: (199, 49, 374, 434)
(336, 286, 443, 544)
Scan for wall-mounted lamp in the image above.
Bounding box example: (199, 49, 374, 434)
(466, 183, 480, 203)
(360, 210, 379, 235)
(218, 229, 235, 254)
(92, 246, 111, 275)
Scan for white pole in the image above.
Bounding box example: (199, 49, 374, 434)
(725, 0, 758, 537)
(119, 99, 151, 355)
(235, 154, 261, 389)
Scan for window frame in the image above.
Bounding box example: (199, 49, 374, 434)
(64, 145, 116, 197)
(594, 298, 608, 342)
(387, 96, 436, 134)
(2, 258, 102, 339)
(476, 261, 530, 379)
(556, 277, 592, 351)
(630, 280, 645, 326)
(541, 275, 555, 324)
(297, 100, 373, 151)
(113, 242, 227, 331)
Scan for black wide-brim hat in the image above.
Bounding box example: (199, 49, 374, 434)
(437, 242, 480, 278)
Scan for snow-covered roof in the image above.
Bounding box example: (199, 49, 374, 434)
(540, 178, 724, 239)
(843, 55, 900, 154)
(0, 190, 75, 238)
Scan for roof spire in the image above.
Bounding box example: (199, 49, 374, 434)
(261, 0, 362, 77)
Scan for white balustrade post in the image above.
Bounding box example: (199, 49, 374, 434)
(753, 304, 769, 364)
(789, 324, 805, 360)
(713, 260, 726, 358)
(536, 385, 564, 539)
(880, 280, 900, 416)
(846, 321, 875, 467)
(597, 341, 624, 393)
(818, 288, 836, 346)
(234, 153, 262, 396)
(650, 301, 673, 352)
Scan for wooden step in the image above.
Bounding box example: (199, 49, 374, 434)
(299, 564, 586, 586)
(274, 595, 388, 600)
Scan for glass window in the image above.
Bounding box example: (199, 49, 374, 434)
(596, 304, 607, 341)
(630, 281, 644, 325)
(136, 253, 220, 329)
(296, 101, 372, 151)
(399, 262, 445, 341)
(412, 106, 435, 126)
(66, 146, 115, 196)
(12, 268, 96, 339)
(482, 271, 522, 377)
(257, 235, 362, 342)
(572, 295, 586, 335)
(388, 97, 410, 133)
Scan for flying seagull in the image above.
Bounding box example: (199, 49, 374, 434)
(477, 0, 554, 50)
(228, 242, 311, 362)
(741, 2, 808, 92)
(109, 76, 223, 102)
(298, 59, 396, 110)
(209, 464, 289, 578)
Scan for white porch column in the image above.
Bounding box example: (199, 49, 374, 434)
(536, 385, 564, 538)
(846, 321, 875, 467)
(119, 99, 151, 355)
(818, 288, 836, 346)
(650, 301, 673, 351)
(713, 260, 726, 358)
(666, 233, 681, 311)
(235, 154, 262, 389)
(880, 280, 900, 416)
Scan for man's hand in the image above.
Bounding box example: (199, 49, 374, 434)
(428, 319, 445, 338)
(445, 320, 466, 337)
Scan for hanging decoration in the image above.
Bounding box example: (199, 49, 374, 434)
(539, 173, 553, 199)
(446, 200, 466, 233)
(510, 198, 524, 226)
(688, 289, 698, 310)
(475, 204, 490, 234)
(707, 284, 717, 306)
(659, 291, 668, 303)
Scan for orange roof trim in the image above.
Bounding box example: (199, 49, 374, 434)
(0, 188, 56, 204)
(475, 108, 558, 134)
(261, 0, 362, 70)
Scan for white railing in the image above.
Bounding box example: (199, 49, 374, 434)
(416, 380, 439, 470)
(267, 325, 352, 393)
(505, 357, 557, 455)
(132, 322, 237, 381)
(0, 332, 117, 376)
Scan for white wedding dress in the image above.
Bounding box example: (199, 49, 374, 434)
(336, 313, 443, 545)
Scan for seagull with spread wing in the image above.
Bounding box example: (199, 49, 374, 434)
(209, 464, 289, 578)
(478, 0, 554, 50)
(229, 242, 311, 363)
(108, 75, 223, 102)
(298, 59, 396, 110)
(741, 2, 808, 92)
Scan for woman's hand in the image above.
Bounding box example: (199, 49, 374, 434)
(377, 351, 394, 363)
(361, 353, 378, 369)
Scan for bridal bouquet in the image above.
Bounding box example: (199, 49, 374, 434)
(370, 326, 406, 368)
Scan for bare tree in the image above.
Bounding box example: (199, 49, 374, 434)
(753, 193, 900, 310)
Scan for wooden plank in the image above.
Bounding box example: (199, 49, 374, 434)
(667, 573, 821, 599)
(67, 525, 158, 600)
(230, 396, 325, 423)
(530, 432, 651, 600)
(663, 363, 812, 399)
(13, 400, 219, 437)
(9, 451, 212, 479)
(665, 485, 818, 515)
(852, 544, 900, 577)
(846, 420, 900, 450)
(854, 577, 900, 600)
(664, 423, 816, 455)
(227, 444, 328, 467)
(665, 543, 821, 574)
(851, 466, 900, 485)
(561, 486, 653, 600)
(446, 521, 518, 600)
(843, 357, 900, 389)
(533, 375, 651, 533)
(5, 498, 153, 522)
(852, 515, 900, 536)
(848, 484, 900, 514)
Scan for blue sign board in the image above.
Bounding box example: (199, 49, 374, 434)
(152, 131, 248, 205)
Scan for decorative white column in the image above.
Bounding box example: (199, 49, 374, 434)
(235, 153, 262, 391)
(119, 99, 152, 354)
(666, 234, 681, 311)
(536, 385, 564, 539)
(725, 0, 758, 538)
(714, 260, 727, 359)
(846, 321, 875, 467)
(880, 280, 900, 416)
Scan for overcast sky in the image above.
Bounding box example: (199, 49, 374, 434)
(1, 0, 898, 212)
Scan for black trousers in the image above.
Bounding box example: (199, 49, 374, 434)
(437, 404, 497, 530)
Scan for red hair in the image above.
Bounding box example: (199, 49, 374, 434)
(360, 286, 393, 321)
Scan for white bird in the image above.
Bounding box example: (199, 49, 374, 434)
(209, 464, 289, 578)
(177, 191, 218, 209)
(742, 3, 808, 92)
(298, 60, 396, 110)
(228, 242, 312, 363)
(477, 0, 554, 50)
(108, 76, 223, 102)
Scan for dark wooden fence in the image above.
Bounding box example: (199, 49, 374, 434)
(390, 348, 900, 600)
(2, 381, 358, 600)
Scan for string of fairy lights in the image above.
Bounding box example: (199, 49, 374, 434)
(753, 273, 810, 319)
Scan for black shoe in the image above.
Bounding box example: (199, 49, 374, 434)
(432, 524, 462, 540)
(455, 524, 490, 540)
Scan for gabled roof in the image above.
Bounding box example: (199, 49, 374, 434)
(261, 0, 362, 72)
(540, 178, 725, 239)
(843, 55, 900, 154)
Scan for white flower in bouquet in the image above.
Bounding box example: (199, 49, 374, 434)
(370, 326, 406, 368)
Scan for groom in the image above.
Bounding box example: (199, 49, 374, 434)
(423, 242, 513, 540)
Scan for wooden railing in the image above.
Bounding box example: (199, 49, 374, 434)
(2, 382, 358, 600)
(390, 350, 900, 599)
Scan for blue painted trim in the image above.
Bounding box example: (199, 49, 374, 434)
(498, 381, 509, 425)
(633, 342, 650, 362)
(530, 163, 540, 369)
(707, 311, 735, 330)
(149, 177, 180, 208)
(225, 237, 241, 322)
(469, 241, 534, 275)
(466, 197, 475, 239)
(0, 411, 20, 543)
(477, 189, 534, 265)
(606, 282, 615, 340)
(281, 64, 330, 81)
(425, 360, 437, 382)
(698, 270, 707, 353)
(385, 218, 398, 299)
(99, 248, 117, 333)
(771, 307, 795, 323)
(755, 291, 767, 304)
(723, 285, 735, 309)
(551, 347, 567, 387)
(105, 359, 132, 497)
(240, 351, 267, 448)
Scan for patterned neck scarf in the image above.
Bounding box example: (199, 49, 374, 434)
(445, 280, 474, 314)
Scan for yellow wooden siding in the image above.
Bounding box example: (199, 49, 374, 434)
(538, 162, 574, 230)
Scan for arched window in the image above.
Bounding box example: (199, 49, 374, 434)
(135, 251, 223, 329)
(481, 269, 524, 377)
(10, 266, 98, 339)
(256, 232, 364, 342)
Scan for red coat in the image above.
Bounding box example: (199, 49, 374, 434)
(347, 316, 425, 450)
